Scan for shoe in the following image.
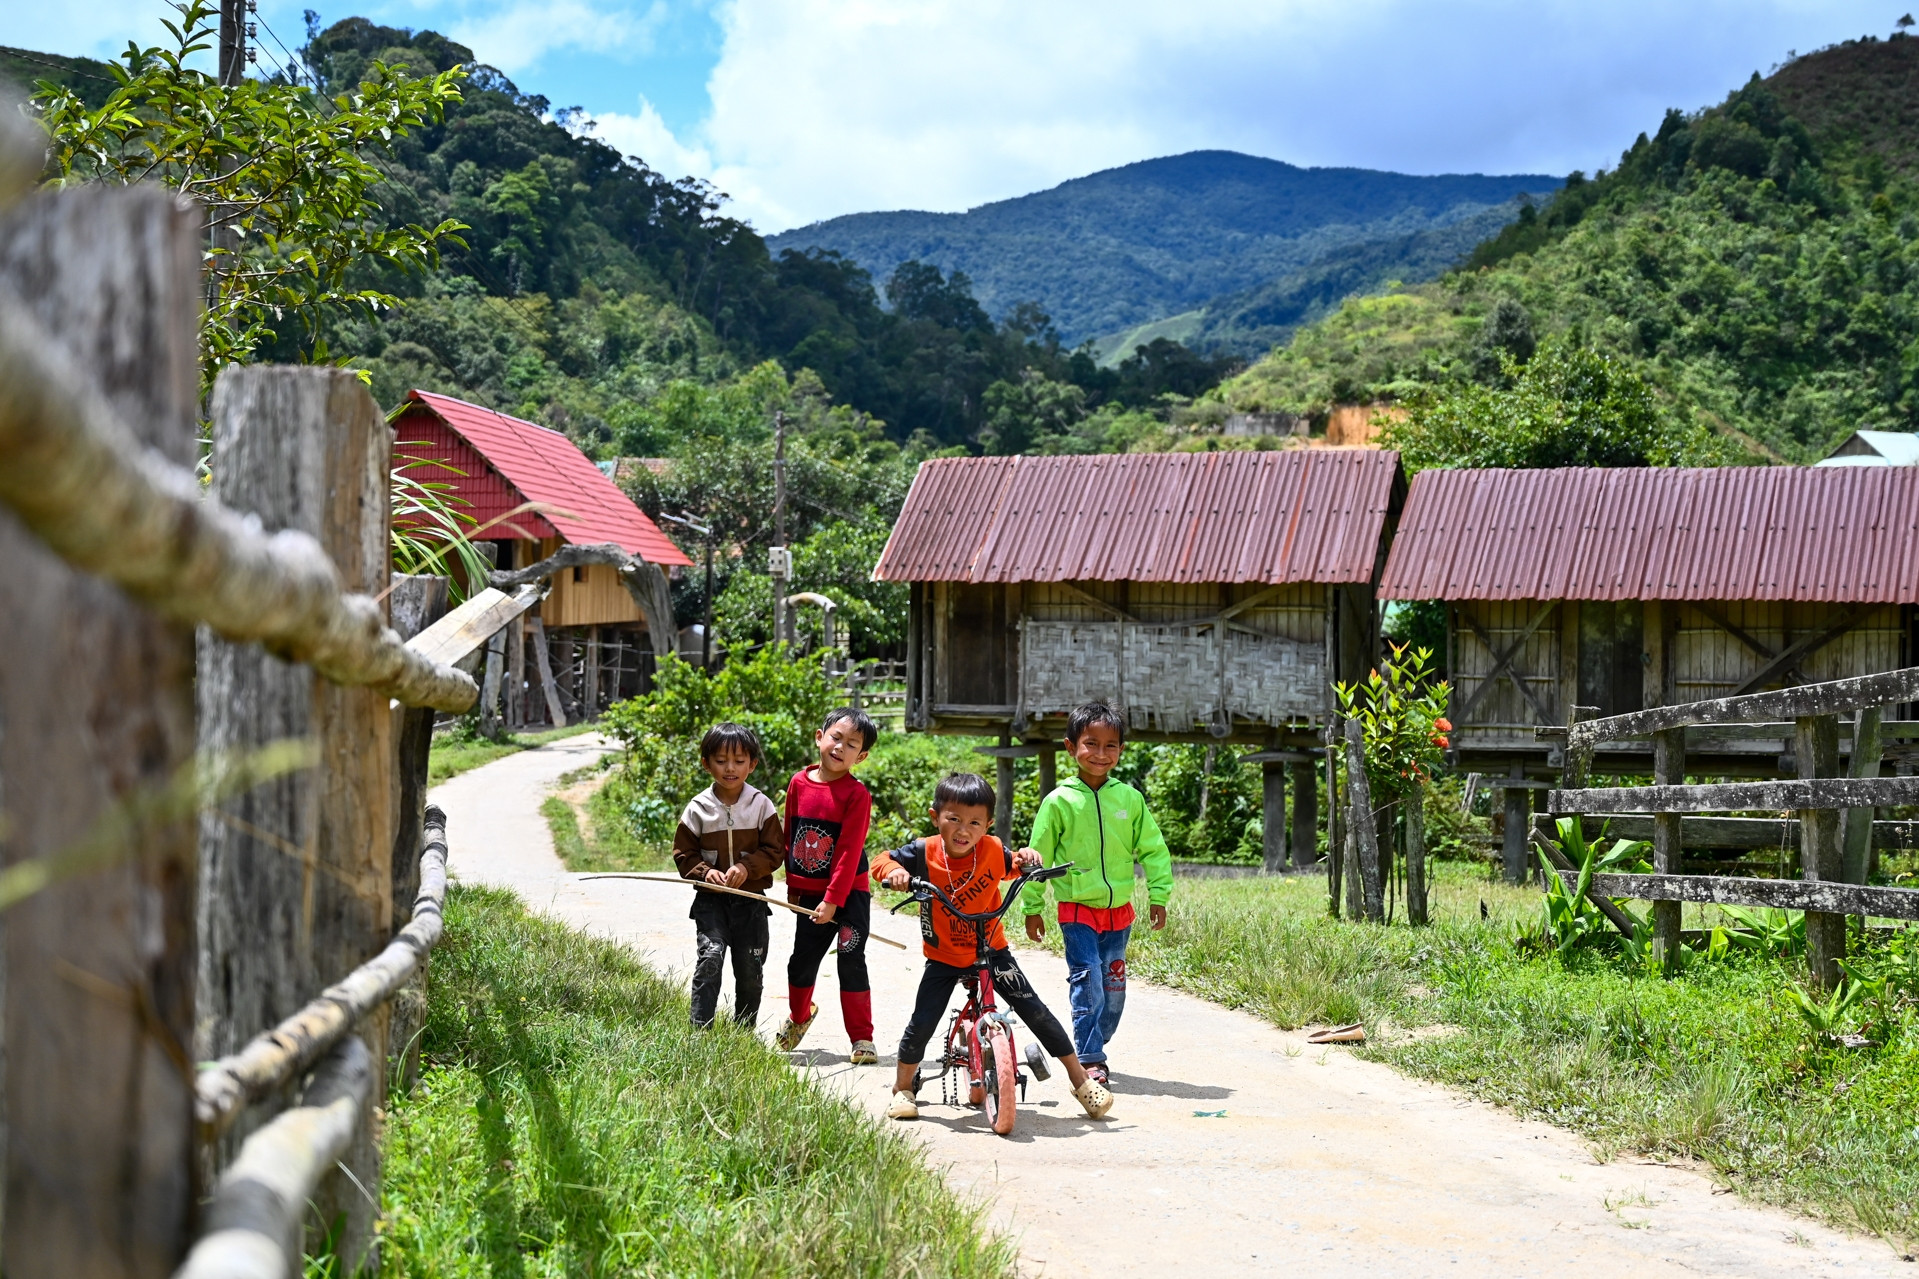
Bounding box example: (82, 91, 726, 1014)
(886, 1089, 919, 1120)
(1073, 1077, 1114, 1119)
(850, 1040, 879, 1065)
(1084, 1062, 1109, 1086)
(774, 1003, 818, 1052)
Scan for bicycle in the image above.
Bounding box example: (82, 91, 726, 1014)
(890, 862, 1071, 1136)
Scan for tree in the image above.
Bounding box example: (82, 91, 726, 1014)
(33, 0, 466, 382)
(1382, 339, 1714, 472)
(981, 370, 1086, 454)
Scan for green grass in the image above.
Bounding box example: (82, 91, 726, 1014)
(540, 772, 674, 874)
(382, 884, 1015, 1277)
(1087, 862, 1919, 1249)
(428, 723, 596, 787)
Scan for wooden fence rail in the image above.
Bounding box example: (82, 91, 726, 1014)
(1547, 665, 1919, 988)
(0, 168, 528, 1279)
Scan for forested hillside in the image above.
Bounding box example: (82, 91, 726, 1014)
(1221, 32, 1919, 464)
(768, 152, 1559, 349)
(216, 18, 1232, 456)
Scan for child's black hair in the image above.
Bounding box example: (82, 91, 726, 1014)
(1064, 700, 1126, 744)
(700, 721, 764, 763)
(932, 771, 995, 813)
(820, 706, 879, 752)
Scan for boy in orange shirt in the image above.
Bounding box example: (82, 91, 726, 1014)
(872, 772, 1113, 1121)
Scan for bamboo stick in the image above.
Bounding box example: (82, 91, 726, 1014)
(582, 873, 910, 949)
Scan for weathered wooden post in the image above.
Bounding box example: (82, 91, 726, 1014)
(1405, 787, 1428, 925)
(1841, 708, 1884, 885)
(1500, 763, 1531, 884)
(507, 614, 527, 729)
(1261, 760, 1287, 872)
(1799, 714, 1845, 989)
(995, 730, 1016, 846)
(0, 185, 201, 1279)
(1344, 719, 1384, 922)
(197, 366, 397, 1270)
(387, 574, 448, 1090)
(1290, 758, 1318, 870)
(1037, 742, 1058, 799)
(1651, 725, 1685, 974)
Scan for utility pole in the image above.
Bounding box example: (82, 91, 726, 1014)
(770, 409, 789, 646)
(662, 512, 715, 670)
(218, 0, 251, 86)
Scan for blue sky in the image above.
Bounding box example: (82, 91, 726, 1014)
(3, 2, 1908, 232)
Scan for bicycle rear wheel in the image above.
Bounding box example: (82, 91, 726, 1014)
(981, 1021, 1018, 1136)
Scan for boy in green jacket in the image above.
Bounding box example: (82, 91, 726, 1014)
(1020, 701, 1172, 1086)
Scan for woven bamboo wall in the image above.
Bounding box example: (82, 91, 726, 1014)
(1019, 620, 1323, 731)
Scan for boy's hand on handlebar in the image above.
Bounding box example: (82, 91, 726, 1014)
(1024, 913, 1045, 942)
(1149, 904, 1167, 931)
(883, 867, 910, 890)
(1013, 846, 1043, 871)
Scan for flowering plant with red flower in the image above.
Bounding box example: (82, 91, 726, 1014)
(1334, 644, 1452, 801)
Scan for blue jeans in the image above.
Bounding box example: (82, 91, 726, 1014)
(1059, 922, 1130, 1065)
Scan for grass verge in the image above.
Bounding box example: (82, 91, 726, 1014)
(429, 722, 595, 787)
(1089, 862, 1919, 1248)
(382, 883, 1015, 1277)
(542, 767, 673, 873)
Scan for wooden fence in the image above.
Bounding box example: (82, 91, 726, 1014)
(1540, 667, 1919, 987)
(0, 123, 527, 1278)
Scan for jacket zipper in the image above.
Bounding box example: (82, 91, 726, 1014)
(1091, 783, 1113, 908)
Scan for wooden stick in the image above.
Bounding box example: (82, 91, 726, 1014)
(581, 873, 909, 948)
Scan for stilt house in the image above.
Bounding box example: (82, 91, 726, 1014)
(873, 450, 1404, 867)
(391, 390, 691, 724)
(1378, 465, 1919, 871)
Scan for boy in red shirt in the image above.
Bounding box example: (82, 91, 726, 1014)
(775, 707, 881, 1062)
(872, 772, 1114, 1121)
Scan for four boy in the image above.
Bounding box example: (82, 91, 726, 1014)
(671, 697, 1171, 1122)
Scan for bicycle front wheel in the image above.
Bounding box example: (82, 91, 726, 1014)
(981, 1021, 1018, 1136)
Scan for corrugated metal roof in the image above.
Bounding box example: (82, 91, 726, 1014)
(397, 391, 690, 566)
(1379, 466, 1919, 602)
(873, 451, 1399, 584)
(1816, 429, 1919, 467)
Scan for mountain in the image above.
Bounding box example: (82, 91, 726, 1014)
(768, 152, 1561, 348)
(1218, 30, 1919, 463)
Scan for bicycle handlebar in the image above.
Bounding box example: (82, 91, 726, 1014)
(889, 862, 1070, 926)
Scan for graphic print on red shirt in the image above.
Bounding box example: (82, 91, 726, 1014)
(782, 768, 873, 907)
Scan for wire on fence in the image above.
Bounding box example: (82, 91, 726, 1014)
(0, 291, 477, 712)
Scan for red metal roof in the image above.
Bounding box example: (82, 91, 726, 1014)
(873, 450, 1400, 584)
(1379, 466, 1919, 602)
(394, 391, 690, 566)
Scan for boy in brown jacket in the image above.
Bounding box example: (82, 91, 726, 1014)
(671, 723, 785, 1028)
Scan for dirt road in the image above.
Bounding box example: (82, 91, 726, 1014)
(432, 737, 1902, 1278)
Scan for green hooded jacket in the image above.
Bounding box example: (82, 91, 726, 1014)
(1018, 775, 1173, 918)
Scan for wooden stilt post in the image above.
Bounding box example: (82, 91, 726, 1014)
(1038, 742, 1058, 798)
(582, 624, 600, 717)
(1501, 763, 1530, 884)
(0, 185, 202, 1279)
(1344, 719, 1384, 922)
(555, 631, 577, 719)
(995, 728, 1015, 847)
(530, 616, 566, 728)
(1262, 761, 1287, 872)
(480, 628, 505, 739)
(1290, 759, 1318, 869)
(1799, 714, 1845, 990)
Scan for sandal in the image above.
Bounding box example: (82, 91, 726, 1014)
(1074, 1077, 1114, 1119)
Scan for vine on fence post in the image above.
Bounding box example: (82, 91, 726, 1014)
(1335, 644, 1450, 924)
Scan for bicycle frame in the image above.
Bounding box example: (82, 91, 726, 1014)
(893, 863, 1068, 1111)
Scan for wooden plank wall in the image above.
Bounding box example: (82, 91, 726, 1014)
(1450, 599, 1564, 733)
(1671, 602, 1903, 701)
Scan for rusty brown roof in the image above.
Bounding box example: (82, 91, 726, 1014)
(1379, 466, 1919, 602)
(873, 451, 1400, 584)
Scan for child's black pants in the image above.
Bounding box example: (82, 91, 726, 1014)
(689, 892, 769, 1028)
(786, 889, 871, 994)
(897, 947, 1074, 1066)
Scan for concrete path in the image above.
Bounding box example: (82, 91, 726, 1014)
(432, 737, 1903, 1278)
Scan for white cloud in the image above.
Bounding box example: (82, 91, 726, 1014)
(648, 0, 1891, 233)
(445, 0, 667, 75)
(594, 98, 712, 178)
